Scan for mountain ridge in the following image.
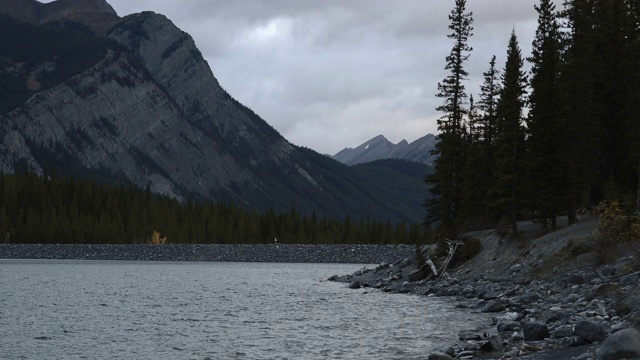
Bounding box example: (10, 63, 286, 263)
(333, 133, 437, 166)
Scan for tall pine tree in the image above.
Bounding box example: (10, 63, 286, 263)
(527, 0, 566, 228)
(425, 0, 474, 237)
(492, 31, 527, 234)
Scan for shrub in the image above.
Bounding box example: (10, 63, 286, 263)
(594, 201, 640, 263)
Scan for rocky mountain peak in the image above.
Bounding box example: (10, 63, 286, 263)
(0, 0, 119, 35)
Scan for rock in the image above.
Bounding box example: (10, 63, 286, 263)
(427, 352, 454, 360)
(511, 264, 523, 273)
(595, 328, 640, 360)
(482, 290, 501, 300)
(519, 291, 542, 304)
(552, 325, 575, 338)
(564, 293, 582, 304)
(567, 274, 586, 285)
(327, 275, 339, 281)
(497, 321, 520, 333)
(479, 336, 504, 353)
(408, 269, 427, 282)
(601, 265, 616, 276)
(348, 281, 361, 289)
(574, 320, 607, 343)
(511, 332, 525, 342)
(458, 333, 482, 341)
(398, 257, 413, 268)
(481, 300, 506, 313)
(569, 335, 588, 346)
(523, 322, 550, 341)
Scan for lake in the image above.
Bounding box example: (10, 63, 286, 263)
(0, 260, 491, 359)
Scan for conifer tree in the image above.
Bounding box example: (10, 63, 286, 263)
(492, 31, 527, 234)
(461, 56, 501, 226)
(527, 0, 566, 228)
(425, 0, 474, 236)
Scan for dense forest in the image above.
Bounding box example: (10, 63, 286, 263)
(0, 171, 428, 245)
(427, 0, 640, 237)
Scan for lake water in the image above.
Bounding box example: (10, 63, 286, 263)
(0, 260, 491, 359)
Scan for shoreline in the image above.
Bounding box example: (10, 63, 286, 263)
(0, 243, 413, 264)
(330, 219, 640, 359)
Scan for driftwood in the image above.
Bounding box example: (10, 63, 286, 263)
(424, 252, 439, 276)
(438, 238, 464, 277)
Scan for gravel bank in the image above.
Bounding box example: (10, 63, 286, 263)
(0, 243, 413, 264)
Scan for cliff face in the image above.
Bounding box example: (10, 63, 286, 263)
(0, 3, 428, 222)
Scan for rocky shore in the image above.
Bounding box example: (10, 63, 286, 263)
(0, 243, 413, 264)
(330, 218, 640, 359)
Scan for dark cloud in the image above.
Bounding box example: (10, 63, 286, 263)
(39, 0, 563, 154)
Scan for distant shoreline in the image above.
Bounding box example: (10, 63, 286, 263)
(0, 243, 413, 264)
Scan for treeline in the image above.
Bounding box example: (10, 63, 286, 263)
(0, 171, 427, 245)
(427, 0, 640, 237)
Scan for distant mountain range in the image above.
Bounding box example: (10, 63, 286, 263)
(0, 0, 429, 223)
(333, 134, 437, 166)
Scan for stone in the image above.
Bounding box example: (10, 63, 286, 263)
(458, 333, 482, 341)
(569, 335, 588, 347)
(427, 352, 454, 360)
(564, 293, 582, 304)
(398, 257, 413, 268)
(481, 300, 506, 313)
(348, 281, 361, 289)
(482, 290, 501, 300)
(408, 269, 427, 282)
(574, 321, 607, 343)
(567, 274, 586, 285)
(497, 321, 520, 333)
(479, 336, 504, 353)
(523, 321, 550, 341)
(519, 292, 541, 304)
(511, 332, 525, 342)
(596, 328, 640, 360)
(552, 325, 575, 338)
(601, 265, 616, 276)
(511, 264, 523, 273)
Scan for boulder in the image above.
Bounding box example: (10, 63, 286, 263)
(596, 328, 640, 360)
(348, 281, 361, 289)
(481, 300, 506, 313)
(523, 322, 550, 341)
(427, 352, 454, 360)
(600, 265, 616, 276)
(552, 325, 575, 338)
(519, 292, 541, 304)
(567, 274, 586, 285)
(574, 321, 607, 343)
(564, 293, 581, 304)
(408, 268, 427, 282)
(479, 336, 504, 353)
(497, 321, 520, 333)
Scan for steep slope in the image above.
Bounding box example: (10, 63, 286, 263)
(333, 134, 437, 166)
(0, 8, 428, 223)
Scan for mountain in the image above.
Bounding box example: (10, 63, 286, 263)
(333, 134, 438, 166)
(0, 2, 428, 223)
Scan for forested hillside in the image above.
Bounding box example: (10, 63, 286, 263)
(427, 0, 640, 237)
(0, 171, 427, 245)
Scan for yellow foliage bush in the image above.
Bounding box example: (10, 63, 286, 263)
(149, 230, 167, 245)
(595, 201, 640, 262)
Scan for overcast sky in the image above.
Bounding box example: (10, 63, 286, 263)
(48, 0, 562, 154)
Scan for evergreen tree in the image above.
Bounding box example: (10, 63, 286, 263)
(492, 31, 527, 234)
(425, 0, 474, 236)
(559, 0, 601, 217)
(527, 0, 566, 228)
(461, 56, 501, 227)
